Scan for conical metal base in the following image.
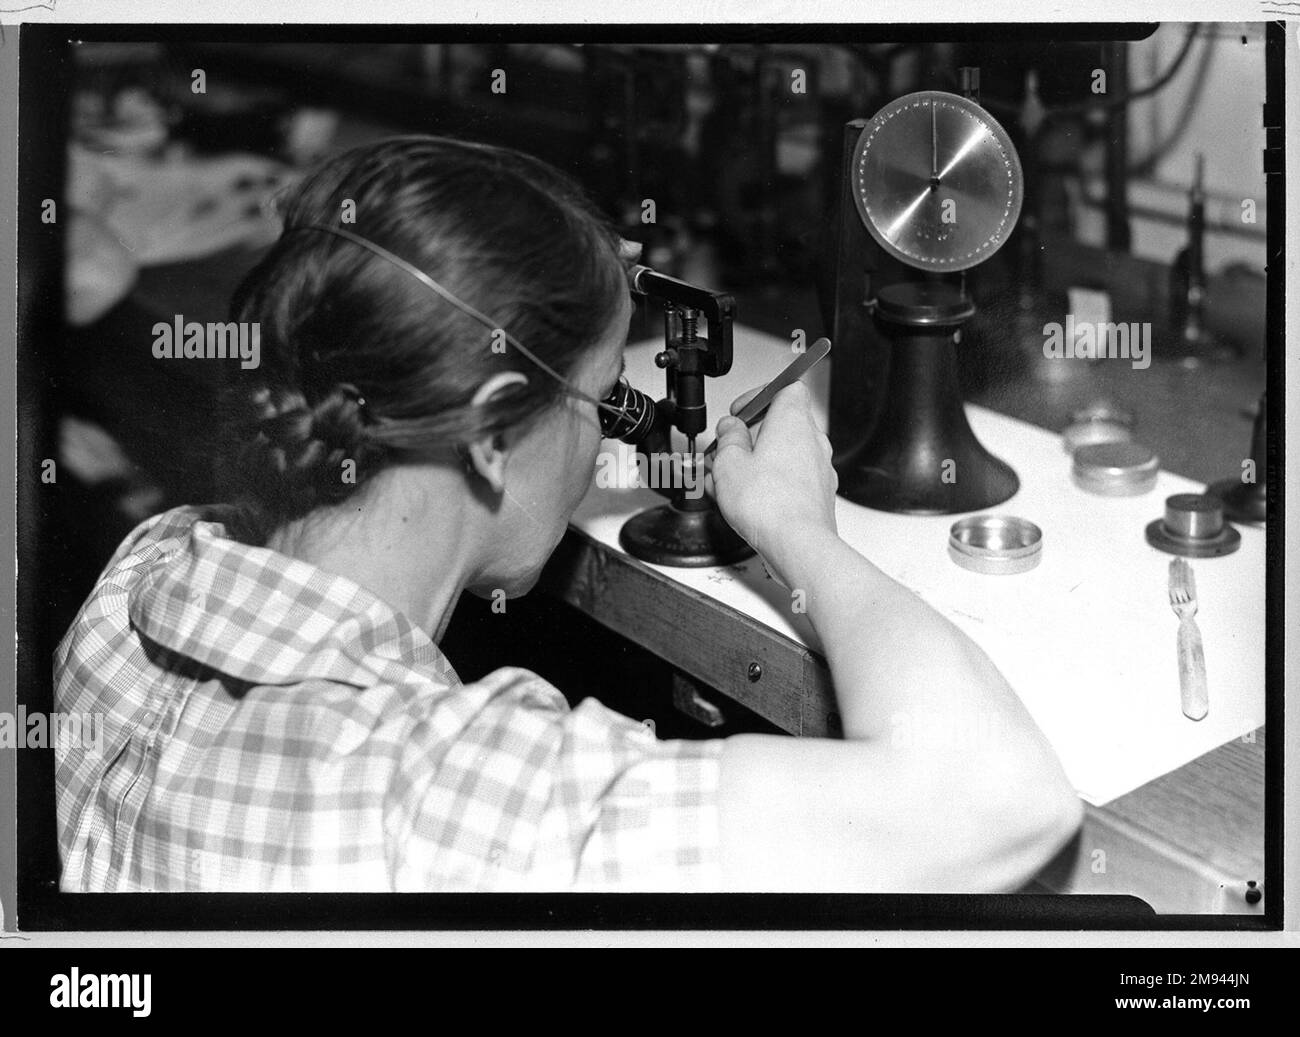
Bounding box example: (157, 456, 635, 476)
(837, 283, 1019, 515)
(838, 426, 1019, 514)
(620, 501, 755, 567)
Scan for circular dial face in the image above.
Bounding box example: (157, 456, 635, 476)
(851, 90, 1024, 272)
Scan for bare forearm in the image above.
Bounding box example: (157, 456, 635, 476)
(773, 527, 1041, 745)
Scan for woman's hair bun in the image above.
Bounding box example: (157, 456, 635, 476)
(230, 381, 377, 523)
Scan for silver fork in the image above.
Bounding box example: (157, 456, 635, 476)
(1168, 558, 1208, 721)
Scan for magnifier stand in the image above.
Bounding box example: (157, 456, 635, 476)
(620, 492, 754, 567)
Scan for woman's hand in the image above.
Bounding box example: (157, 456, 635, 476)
(707, 381, 838, 578)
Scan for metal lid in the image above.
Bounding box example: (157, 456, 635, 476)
(1062, 420, 1133, 454)
(1072, 441, 1159, 496)
(1061, 402, 1136, 454)
(1070, 402, 1136, 428)
(948, 514, 1043, 575)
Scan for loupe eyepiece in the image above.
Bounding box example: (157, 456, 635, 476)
(600, 377, 660, 444)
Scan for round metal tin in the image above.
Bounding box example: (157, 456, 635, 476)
(1072, 441, 1159, 496)
(948, 514, 1043, 575)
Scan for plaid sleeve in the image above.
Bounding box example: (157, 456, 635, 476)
(525, 695, 725, 892)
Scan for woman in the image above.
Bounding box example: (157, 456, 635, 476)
(55, 135, 1081, 892)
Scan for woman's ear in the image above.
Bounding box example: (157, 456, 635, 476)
(464, 371, 528, 495)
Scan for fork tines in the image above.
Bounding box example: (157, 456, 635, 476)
(1168, 557, 1196, 604)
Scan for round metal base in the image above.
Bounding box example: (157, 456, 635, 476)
(1208, 478, 1266, 525)
(1144, 519, 1242, 558)
(619, 503, 755, 568)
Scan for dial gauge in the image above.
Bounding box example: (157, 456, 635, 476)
(850, 90, 1024, 272)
